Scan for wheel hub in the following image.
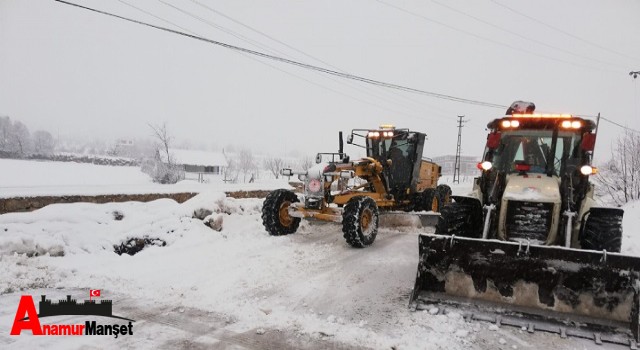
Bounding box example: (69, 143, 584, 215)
(279, 201, 293, 227)
(361, 208, 373, 233)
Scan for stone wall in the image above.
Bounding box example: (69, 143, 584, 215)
(0, 190, 273, 214)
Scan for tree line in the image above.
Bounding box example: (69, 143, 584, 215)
(0, 116, 55, 156)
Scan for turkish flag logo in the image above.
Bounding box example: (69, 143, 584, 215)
(90, 289, 101, 297)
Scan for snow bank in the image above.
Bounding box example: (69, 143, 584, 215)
(622, 200, 640, 256)
(0, 192, 481, 349)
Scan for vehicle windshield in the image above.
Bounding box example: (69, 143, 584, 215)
(490, 130, 582, 175)
(366, 132, 414, 160)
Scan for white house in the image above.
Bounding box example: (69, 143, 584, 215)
(162, 148, 228, 176)
(431, 155, 479, 176)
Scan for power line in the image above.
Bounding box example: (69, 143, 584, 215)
(54, 0, 507, 109)
(162, 0, 454, 121)
(119, 0, 436, 123)
(159, 0, 289, 57)
(600, 116, 640, 134)
(576, 113, 640, 134)
(117, 0, 194, 34)
(489, 0, 640, 63)
(375, 0, 622, 74)
(431, 0, 628, 72)
(187, 0, 458, 118)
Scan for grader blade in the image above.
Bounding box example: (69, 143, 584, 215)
(410, 234, 640, 344)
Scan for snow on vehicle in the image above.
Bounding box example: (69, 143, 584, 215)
(262, 126, 451, 248)
(410, 102, 640, 346)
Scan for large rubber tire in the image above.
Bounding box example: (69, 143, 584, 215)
(436, 184, 452, 208)
(435, 201, 482, 238)
(262, 189, 301, 236)
(342, 196, 379, 248)
(422, 188, 441, 213)
(580, 207, 623, 253)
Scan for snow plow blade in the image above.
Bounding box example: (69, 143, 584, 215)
(410, 234, 640, 344)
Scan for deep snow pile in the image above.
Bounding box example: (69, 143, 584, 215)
(1, 192, 636, 349)
(0, 193, 483, 349)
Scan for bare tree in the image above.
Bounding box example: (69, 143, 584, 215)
(0, 116, 10, 152)
(222, 148, 239, 183)
(144, 123, 182, 184)
(596, 130, 640, 206)
(238, 148, 256, 183)
(298, 156, 314, 171)
(149, 123, 173, 165)
(8, 120, 32, 156)
(33, 130, 55, 155)
(263, 156, 284, 179)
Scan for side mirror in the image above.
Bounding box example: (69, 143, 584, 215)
(581, 133, 596, 151)
(280, 168, 293, 177)
(346, 134, 354, 144)
(486, 132, 501, 150)
(315, 153, 322, 164)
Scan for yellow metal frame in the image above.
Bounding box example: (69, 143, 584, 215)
(291, 152, 441, 224)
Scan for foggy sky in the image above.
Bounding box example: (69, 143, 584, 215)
(1, 0, 639, 162)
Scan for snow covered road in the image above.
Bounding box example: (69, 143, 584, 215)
(0, 193, 637, 349)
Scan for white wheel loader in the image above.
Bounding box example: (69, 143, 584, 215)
(410, 102, 640, 346)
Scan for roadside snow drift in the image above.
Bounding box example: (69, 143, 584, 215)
(1, 192, 637, 349)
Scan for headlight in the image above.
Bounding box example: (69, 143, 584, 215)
(580, 165, 594, 175)
(308, 179, 322, 192)
(501, 120, 519, 128)
(477, 161, 493, 171)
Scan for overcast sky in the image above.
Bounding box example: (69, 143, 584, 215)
(1, 0, 639, 161)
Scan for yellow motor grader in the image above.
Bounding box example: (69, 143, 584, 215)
(410, 102, 640, 346)
(262, 125, 451, 248)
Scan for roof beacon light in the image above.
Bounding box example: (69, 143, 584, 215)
(512, 113, 573, 118)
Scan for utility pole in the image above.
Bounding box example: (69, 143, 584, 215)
(632, 71, 639, 121)
(453, 115, 466, 184)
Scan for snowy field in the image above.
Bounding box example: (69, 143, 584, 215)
(0, 160, 638, 349)
(0, 159, 291, 198)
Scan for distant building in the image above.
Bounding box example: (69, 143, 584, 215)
(432, 155, 479, 176)
(162, 148, 228, 176)
(114, 139, 136, 158)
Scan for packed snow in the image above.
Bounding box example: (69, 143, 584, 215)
(0, 193, 471, 349)
(0, 160, 637, 349)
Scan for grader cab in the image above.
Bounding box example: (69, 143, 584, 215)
(262, 125, 451, 248)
